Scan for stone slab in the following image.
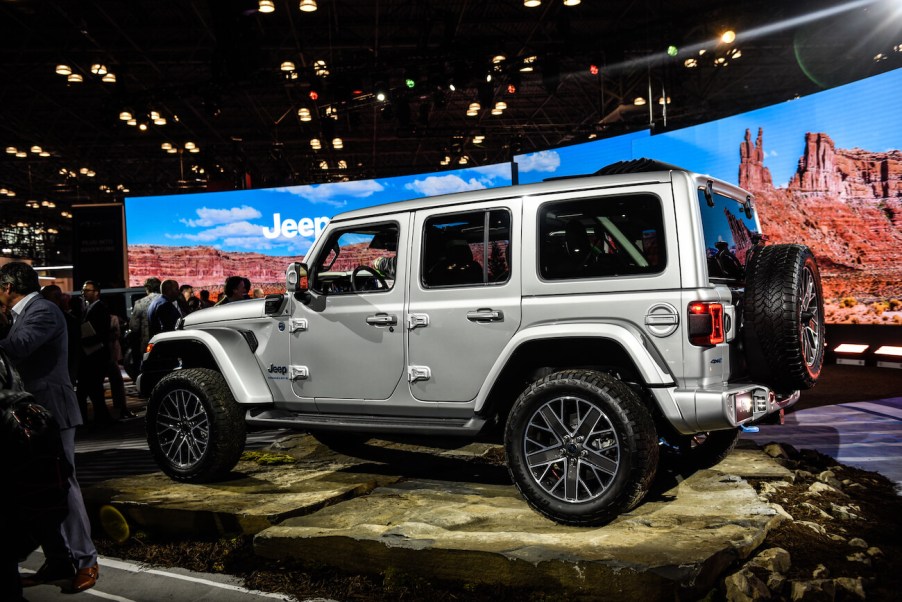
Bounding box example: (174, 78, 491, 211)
(85, 455, 401, 537)
(254, 450, 788, 599)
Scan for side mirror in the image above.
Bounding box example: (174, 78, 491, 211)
(286, 262, 311, 304)
(286, 262, 309, 293)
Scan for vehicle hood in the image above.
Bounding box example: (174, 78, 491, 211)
(182, 299, 266, 327)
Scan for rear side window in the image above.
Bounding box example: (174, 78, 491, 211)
(696, 189, 760, 281)
(539, 194, 665, 280)
(422, 209, 511, 287)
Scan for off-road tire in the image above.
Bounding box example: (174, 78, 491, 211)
(504, 369, 658, 527)
(147, 368, 246, 482)
(744, 244, 825, 392)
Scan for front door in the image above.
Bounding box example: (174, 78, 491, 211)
(289, 216, 408, 401)
(407, 203, 521, 402)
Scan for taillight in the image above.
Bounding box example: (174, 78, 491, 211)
(688, 302, 724, 346)
(145, 343, 154, 354)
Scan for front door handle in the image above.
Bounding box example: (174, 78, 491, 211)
(366, 313, 398, 327)
(466, 308, 504, 323)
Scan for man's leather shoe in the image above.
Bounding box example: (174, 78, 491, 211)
(70, 564, 99, 592)
(21, 561, 74, 587)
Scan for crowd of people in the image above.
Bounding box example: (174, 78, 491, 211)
(0, 265, 263, 598)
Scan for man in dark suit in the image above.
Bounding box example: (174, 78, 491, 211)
(77, 280, 114, 424)
(0, 262, 99, 593)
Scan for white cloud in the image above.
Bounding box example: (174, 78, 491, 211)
(167, 220, 264, 242)
(517, 150, 561, 173)
(221, 236, 275, 250)
(470, 163, 513, 182)
(404, 175, 487, 196)
(180, 205, 261, 228)
(274, 179, 385, 207)
(765, 150, 779, 158)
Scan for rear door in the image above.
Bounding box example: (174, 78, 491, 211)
(407, 201, 521, 402)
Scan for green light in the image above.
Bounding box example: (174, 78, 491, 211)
(405, 78, 415, 89)
(666, 45, 679, 57)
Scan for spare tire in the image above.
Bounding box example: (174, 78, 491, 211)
(743, 244, 825, 392)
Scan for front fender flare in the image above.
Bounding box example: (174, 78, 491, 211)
(145, 329, 273, 405)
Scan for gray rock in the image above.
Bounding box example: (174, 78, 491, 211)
(811, 563, 829, 579)
(790, 579, 836, 601)
(866, 546, 883, 558)
(746, 547, 791, 574)
(847, 537, 868, 549)
(829, 503, 861, 520)
(846, 552, 871, 565)
(724, 568, 771, 602)
(799, 502, 833, 520)
(834, 577, 865, 599)
(796, 520, 827, 535)
(806, 481, 847, 497)
(816, 470, 843, 490)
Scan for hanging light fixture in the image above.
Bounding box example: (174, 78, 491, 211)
(297, 107, 312, 121)
(634, 97, 647, 106)
(520, 56, 537, 72)
(90, 63, 108, 75)
(314, 59, 329, 77)
(101, 72, 116, 83)
(332, 137, 343, 149)
(310, 138, 321, 150)
(563, 0, 581, 6)
(280, 60, 296, 72)
(67, 73, 84, 83)
(161, 142, 173, 151)
(524, 0, 541, 7)
(258, 0, 275, 13)
(119, 110, 133, 121)
(55, 64, 72, 76)
(299, 0, 318, 12)
(30, 145, 43, 154)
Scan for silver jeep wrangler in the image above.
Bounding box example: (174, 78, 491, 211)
(138, 159, 824, 526)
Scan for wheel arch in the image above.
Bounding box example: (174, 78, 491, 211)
(477, 324, 676, 428)
(139, 329, 274, 405)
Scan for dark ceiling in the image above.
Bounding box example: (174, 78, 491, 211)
(1, 0, 901, 219)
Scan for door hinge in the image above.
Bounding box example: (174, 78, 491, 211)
(407, 313, 430, 329)
(290, 318, 308, 333)
(407, 365, 431, 383)
(289, 365, 309, 380)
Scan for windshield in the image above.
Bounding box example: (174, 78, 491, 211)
(697, 189, 760, 281)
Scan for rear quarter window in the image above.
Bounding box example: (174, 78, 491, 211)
(538, 194, 666, 280)
(696, 190, 759, 281)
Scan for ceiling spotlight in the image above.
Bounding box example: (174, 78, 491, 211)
(90, 63, 108, 75)
(314, 59, 330, 77)
(154, 116, 167, 125)
(684, 58, 698, 68)
(728, 48, 742, 60)
(55, 64, 72, 76)
(5, 146, 17, 154)
(119, 110, 133, 121)
(492, 54, 506, 64)
(101, 72, 116, 83)
(332, 137, 343, 149)
(258, 0, 275, 13)
(376, 91, 386, 102)
(299, 0, 317, 12)
(634, 97, 647, 106)
(524, 0, 541, 7)
(520, 55, 537, 72)
(161, 142, 173, 151)
(280, 60, 296, 72)
(298, 107, 312, 121)
(15, 151, 27, 158)
(325, 106, 338, 119)
(30, 145, 42, 154)
(39, 151, 50, 157)
(494, 101, 507, 110)
(67, 73, 83, 83)
(658, 96, 671, 105)
(184, 141, 197, 150)
(138, 123, 148, 131)
(127, 118, 137, 126)
(721, 30, 736, 44)
(563, 0, 581, 5)
(310, 138, 321, 150)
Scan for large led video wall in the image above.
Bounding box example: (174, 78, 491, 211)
(126, 68, 902, 324)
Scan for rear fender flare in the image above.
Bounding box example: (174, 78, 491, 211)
(475, 322, 676, 414)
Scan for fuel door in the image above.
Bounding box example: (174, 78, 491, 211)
(645, 303, 679, 337)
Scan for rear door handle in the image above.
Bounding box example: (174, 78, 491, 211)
(466, 308, 504, 323)
(366, 313, 398, 326)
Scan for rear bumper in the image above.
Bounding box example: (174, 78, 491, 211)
(670, 384, 800, 434)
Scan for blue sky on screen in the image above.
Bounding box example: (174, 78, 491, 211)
(126, 163, 515, 256)
(515, 67, 901, 187)
(126, 68, 900, 257)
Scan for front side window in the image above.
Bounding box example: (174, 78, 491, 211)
(422, 209, 511, 288)
(311, 223, 398, 294)
(539, 194, 666, 280)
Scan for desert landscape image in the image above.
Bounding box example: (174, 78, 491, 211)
(127, 127, 901, 323)
(740, 128, 902, 325)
